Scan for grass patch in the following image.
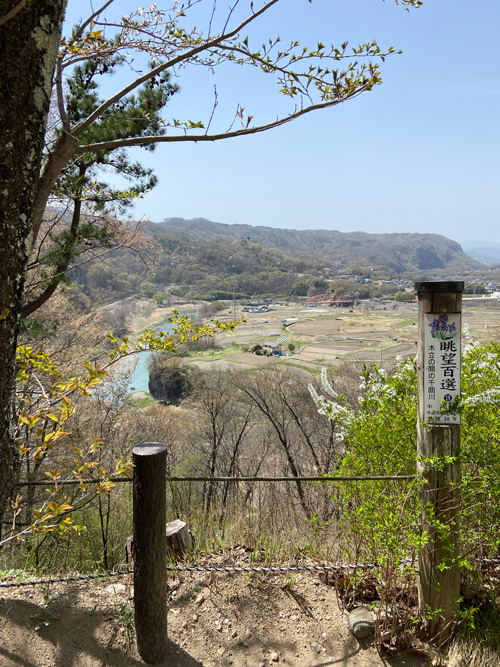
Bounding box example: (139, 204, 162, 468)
(125, 394, 158, 409)
(290, 339, 309, 348)
(188, 349, 228, 360)
(187, 344, 251, 361)
(395, 318, 418, 328)
(448, 599, 500, 667)
(0, 569, 39, 583)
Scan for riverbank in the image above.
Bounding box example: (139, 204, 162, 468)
(107, 352, 140, 385)
(99, 300, 186, 391)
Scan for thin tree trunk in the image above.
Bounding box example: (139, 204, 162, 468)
(30, 130, 79, 252)
(23, 180, 84, 316)
(98, 492, 111, 570)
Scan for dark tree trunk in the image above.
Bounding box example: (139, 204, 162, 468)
(0, 0, 67, 517)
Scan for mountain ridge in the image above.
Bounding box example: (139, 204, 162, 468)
(149, 217, 482, 274)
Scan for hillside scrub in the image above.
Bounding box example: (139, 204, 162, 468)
(8, 333, 500, 571)
(310, 341, 500, 566)
(4, 317, 500, 657)
(1, 362, 352, 572)
(0, 295, 239, 561)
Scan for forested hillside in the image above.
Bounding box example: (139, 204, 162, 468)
(151, 217, 480, 274)
(64, 216, 482, 304)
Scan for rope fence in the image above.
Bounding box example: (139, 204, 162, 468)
(0, 562, 376, 588)
(14, 474, 415, 488)
(1, 558, 498, 589)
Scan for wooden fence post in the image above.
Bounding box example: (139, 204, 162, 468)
(133, 443, 168, 664)
(415, 281, 463, 637)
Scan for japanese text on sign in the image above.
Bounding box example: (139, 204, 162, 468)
(424, 313, 461, 424)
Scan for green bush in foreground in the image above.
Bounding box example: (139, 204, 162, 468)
(310, 331, 500, 567)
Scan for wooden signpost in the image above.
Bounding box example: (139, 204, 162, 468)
(415, 281, 463, 637)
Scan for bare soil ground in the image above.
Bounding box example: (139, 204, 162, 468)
(0, 559, 430, 667)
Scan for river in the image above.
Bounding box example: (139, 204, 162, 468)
(126, 307, 200, 394)
(127, 349, 154, 393)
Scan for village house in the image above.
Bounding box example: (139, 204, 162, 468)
(262, 341, 282, 356)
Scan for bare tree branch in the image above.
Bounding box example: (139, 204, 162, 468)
(74, 96, 366, 154)
(55, 58, 70, 132)
(70, 0, 280, 137)
(69, 0, 115, 42)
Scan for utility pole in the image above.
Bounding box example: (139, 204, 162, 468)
(232, 274, 237, 321)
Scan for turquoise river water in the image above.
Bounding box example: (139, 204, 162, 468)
(126, 308, 199, 394)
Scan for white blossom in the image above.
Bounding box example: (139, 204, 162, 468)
(463, 388, 500, 407)
(308, 379, 353, 428)
(320, 366, 337, 398)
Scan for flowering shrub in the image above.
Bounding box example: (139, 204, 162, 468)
(310, 337, 500, 566)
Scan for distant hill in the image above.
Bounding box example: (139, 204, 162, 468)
(69, 217, 485, 304)
(149, 217, 482, 274)
(465, 247, 500, 266)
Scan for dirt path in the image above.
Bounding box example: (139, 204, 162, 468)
(0, 565, 429, 667)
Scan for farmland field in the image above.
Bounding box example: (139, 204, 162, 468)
(188, 298, 500, 373)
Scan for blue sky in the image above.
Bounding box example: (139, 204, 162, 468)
(63, 0, 500, 247)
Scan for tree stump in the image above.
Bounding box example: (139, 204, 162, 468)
(125, 520, 194, 566)
(166, 519, 193, 559)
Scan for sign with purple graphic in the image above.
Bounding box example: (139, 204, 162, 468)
(424, 313, 461, 424)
